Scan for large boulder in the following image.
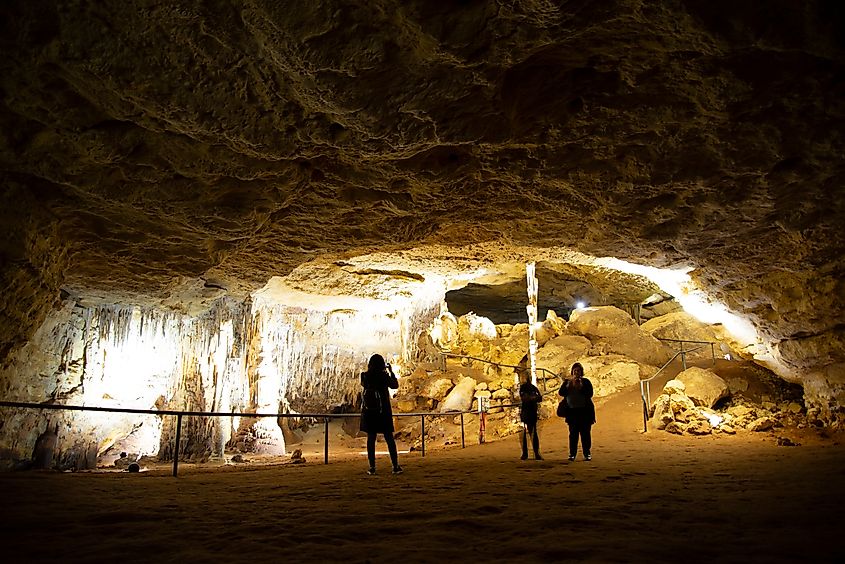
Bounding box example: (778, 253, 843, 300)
(457, 313, 498, 342)
(574, 355, 649, 397)
(568, 306, 672, 367)
(650, 385, 698, 431)
(534, 310, 566, 346)
(641, 311, 722, 362)
(677, 367, 730, 408)
(439, 376, 477, 412)
(652, 395, 674, 429)
(640, 295, 683, 321)
(568, 306, 636, 337)
(451, 313, 499, 360)
(421, 378, 455, 403)
(649, 377, 731, 435)
(663, 379, 686, 394)
(668, 393, 697, 418)
(535, 334, 592, 377)
(490, 323, 530, 367)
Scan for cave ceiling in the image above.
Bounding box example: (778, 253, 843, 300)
(1, 1, 844, 369)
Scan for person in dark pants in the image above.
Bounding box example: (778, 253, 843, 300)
(558, 362, 596, 461)
(360, 354, 402, 475)
(519, 372, 544, 460)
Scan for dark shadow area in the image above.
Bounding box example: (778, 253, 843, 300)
(445, 262, 659, 324)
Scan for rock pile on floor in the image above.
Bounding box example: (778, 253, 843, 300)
(650, 371, 810, 436)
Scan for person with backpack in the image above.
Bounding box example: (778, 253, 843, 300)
(360, 353, 402, 475)
(518, 372, 544, 460)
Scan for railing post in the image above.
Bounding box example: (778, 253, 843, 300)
(460, 412, 465, 448)
(421, 415, 426, 457)
(478, 397, 488, 444)
(324, 417, 329, 465)
(680, 341, 687, 370)
(640, 382, 648, 433)
(173, 413, 183, 477)
(711, 342, 716, 366)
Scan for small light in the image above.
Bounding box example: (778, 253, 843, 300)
(576, 301, 586, 309)
(705, 413, 723, 427)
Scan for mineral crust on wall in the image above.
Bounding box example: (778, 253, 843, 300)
(0, 298, 251, 468)
(0, 276, 444, 470)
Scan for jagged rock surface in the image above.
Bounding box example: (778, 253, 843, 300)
(568, 306, 672, 367)
(1, 2, 844, 448)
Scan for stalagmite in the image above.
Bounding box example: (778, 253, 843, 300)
(526, 262, 539, 386)
(0, 277, 447, 469)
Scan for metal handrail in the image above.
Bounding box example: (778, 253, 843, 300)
(640, 344, 711, 386)
(656, 337, 717, 368)
(3, 349, 573, 475)
(440, 352, 560, 394)
(657, 337, 717, 345)
(1, 350, 553, 477)
(0, 400, 484, 477)
(639, 338, 717, 433)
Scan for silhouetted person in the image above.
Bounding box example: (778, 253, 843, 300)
(360, 354, 402, 475)
(559, 362, 596, 461)
(519, 373, 543, 460)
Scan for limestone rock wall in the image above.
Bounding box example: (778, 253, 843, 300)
(0, 298, 256, 468)
(0, 2, 843, 429)
(0, 285, 441, 469)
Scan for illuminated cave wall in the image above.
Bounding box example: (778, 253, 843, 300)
(0, 287, 442, 469)
(251, 292, 443, 413)
(254, 305, 401, 413)
(0, 298, 252, 467)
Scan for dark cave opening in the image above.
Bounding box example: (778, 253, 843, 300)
(445, 282, 584, 324)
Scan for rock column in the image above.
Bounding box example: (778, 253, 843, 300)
(526, 262, 538, 386)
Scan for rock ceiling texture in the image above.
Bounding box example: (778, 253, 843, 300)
(0, 1, 844, 390)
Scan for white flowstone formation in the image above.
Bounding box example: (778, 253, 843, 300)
(0, 278, 444, 469)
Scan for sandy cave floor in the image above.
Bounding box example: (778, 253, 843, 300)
(2, 391, 844, 564)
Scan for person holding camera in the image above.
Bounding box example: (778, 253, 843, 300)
(558, 362, 596, 461)
(360, 353, 402, 475)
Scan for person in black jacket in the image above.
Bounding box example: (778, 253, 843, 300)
(518, 372, 544, 460)
(360, 354, 402, 475)
(558, 362, 596, 461)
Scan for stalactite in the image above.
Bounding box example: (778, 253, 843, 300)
(252, 303, 404, 413)
(402, 296, 443, 364)
(2, 284, 450, 467)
